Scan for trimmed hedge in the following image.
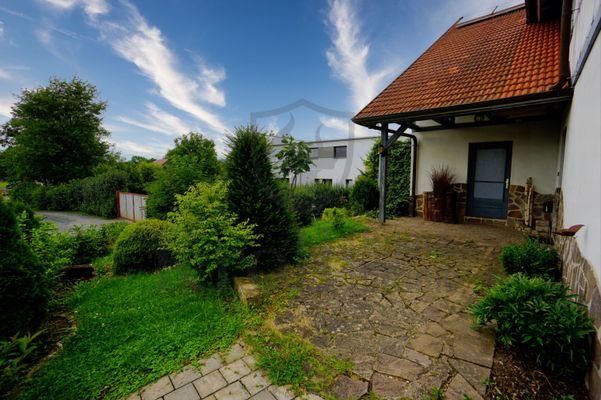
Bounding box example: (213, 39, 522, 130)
(349, 175, 379, 214)
(113, 220, 174, 274)
(9, 170, 129, 218)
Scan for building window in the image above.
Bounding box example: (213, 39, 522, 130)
(345, 179, 352, 187)
(310, 147, 319, 159)
(334, 145, 347, 158)
(315, 178, 332, 185)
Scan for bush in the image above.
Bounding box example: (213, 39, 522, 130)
(168, 182, 258, 282)
(350, 175, 379, 214)
(27, 221, 75, 275)
(290, 184, 349, 226)
(113, 219, 174, 274)
(471, 274, 595, 376)
(70, 225, 105, 265)
(78, 170, 129, 218)
(501, 237, 559, 278)
(321, 207, 348, 230)
(0, 200, 49, 338)
(225, 126, 299, 269)
(7, 199, 40, 236)
(8, 182, 46, 209)
(0, 331, 43, 395)
(100, 222, 129, 252)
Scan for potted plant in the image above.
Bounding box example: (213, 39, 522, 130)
(430, 165, 456, 223)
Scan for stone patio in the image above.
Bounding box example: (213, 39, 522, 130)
(268, 217, 522, 399)
(124, 218, 521, 400)
(125, 342, 321, 400)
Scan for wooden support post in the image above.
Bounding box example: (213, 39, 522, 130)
(378, 123, 388, 223)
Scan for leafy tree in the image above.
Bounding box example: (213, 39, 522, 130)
(0, 77, 109, 184)
(364, 139, 411, 216)
(168, 181, 258, 282)
(275, 134, 312, 190)
(146, 132, 220, 219)
(225, 125, 299, 269)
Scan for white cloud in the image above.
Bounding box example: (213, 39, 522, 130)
(0, 68, 11, 80)
(325, 0, 396, 111)
(0, 97, 13, 118)
(35, 28, 52, 45)
(0, 21, 4, 38)
(109, 138, 170, 158)
(40, 0, 110, 18)
(117, 103, 194, 136)
(320, 116, 349, 132)
(95, 2, 227, 132)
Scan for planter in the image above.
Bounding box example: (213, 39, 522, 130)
(443, 191, 458, 223)
(431, 194, 445, 222)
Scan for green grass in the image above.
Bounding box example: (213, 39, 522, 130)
(245, 329, 351, 394)
(20, 266, 248, 400)
(0, 181, 7, 190)
(300, 218, 368, 248)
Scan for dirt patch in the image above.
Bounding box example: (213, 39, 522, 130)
(486, 345, 590, 400)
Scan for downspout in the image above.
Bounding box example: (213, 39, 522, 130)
(551, 0, 573, 90)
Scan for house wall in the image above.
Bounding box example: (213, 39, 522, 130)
(271, 137, 377, 186)
(558, 2, 601, 396)
(414, 120, 561, 195)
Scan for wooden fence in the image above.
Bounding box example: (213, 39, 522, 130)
(116, 191, 147, 222)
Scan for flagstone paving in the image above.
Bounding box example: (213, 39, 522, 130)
(125, 343, 320, 400)
(268, 218, 522, 399)
(126, 218, 522, 400)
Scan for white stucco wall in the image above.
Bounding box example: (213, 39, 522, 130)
(415, 121, 561, 194)
(561, 22, 601, 275)
(271, 137, 377, 186)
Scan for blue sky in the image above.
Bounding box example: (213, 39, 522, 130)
(0, 0, 520, 158)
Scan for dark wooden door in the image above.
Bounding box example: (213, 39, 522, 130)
(467, 141, 512, 219)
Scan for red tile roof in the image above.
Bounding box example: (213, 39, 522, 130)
(353, 6, 561, 123)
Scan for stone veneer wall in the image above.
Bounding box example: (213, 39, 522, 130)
(415, 183, 554, 236)
(555, 234, 601, 398)
(553, 189, 601, 398)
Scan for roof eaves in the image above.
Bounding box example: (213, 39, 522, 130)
(352, 89, 573, 127)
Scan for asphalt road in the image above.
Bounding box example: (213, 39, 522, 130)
(37, 211, 129, 231)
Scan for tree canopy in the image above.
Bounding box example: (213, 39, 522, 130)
(0, 77, 109, 184)
(146, 132, 220, 219)
(275, 134, 312, 190)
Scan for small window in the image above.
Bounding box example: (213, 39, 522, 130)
(310, 147, 319, 159)
(345, 179, 352, 187)
(315, 178, 332, 185)
(334, 145, 347, 158)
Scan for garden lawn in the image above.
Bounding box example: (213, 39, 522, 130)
(20, 266, 248, 400)
(300, 218, 368, 248)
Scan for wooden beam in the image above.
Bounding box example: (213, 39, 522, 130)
(433, 117, 455, 128)
(407, 122, 422, 131)
(383, 122, 408, 151)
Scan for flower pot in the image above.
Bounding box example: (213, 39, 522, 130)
(443, 191, 458, 223)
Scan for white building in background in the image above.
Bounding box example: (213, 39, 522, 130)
(270, 136, 377, 186)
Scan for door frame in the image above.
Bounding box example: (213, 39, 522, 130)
(466, 141, 513, 219)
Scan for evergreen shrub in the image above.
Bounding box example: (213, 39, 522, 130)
(225, 126, 299, 269)
(113, 219, 174, 274)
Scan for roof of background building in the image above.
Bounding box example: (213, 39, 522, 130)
(353, 5, 561, 123)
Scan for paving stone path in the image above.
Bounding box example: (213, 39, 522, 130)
(269, 218, 522, 400)
(125, 342, 322, 400)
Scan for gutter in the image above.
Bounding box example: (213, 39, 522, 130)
(353, 90, 573, 127)
(551, 0, 573, 90)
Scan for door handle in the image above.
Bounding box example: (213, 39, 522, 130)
(505, 178, 510, 190)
